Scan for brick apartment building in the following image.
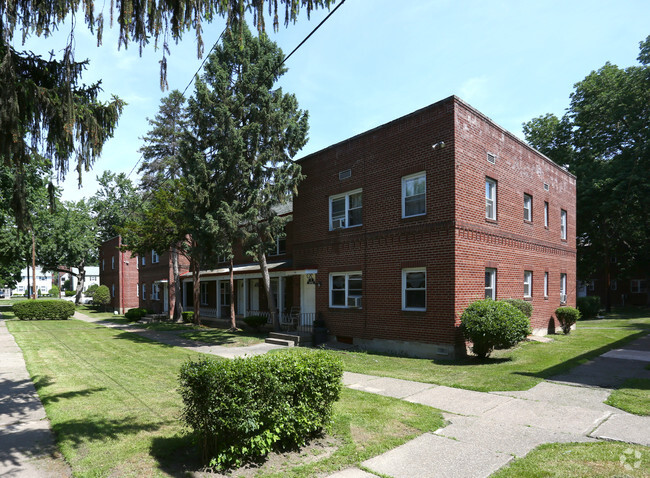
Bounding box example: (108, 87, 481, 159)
(99, 236, 139, 313)
(176, 96, 576, 359)
(139, 248, 190, 315)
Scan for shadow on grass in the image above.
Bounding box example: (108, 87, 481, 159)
(150, 433, 202, 476)
(52, 416, 171, 447)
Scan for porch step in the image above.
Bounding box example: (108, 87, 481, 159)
(265, 337, 295, 347)
(268, 332, 304, 345)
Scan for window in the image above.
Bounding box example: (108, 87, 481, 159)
(152, 283, 160, 300)
(544, 202, 549, 228)
(485, 268, 496, 300)
(329, 272, 362, 308)
(403, 268, 426, 310)
(137, 283, 139, 298)
(220, 282, 231, 306)
(102, 259, 105, 271)
(524, 271, 533, 298)
(544, 272, 549, 297)
(268, 235, 287, 256)
(111, 256, 115, 269)
(142, 284, 146, 299)
(200, 283, 208, 305)
(111, 284, 115, 298)
(560, 273, 567, 303)
(560, 209, 567, 240)
(631, 280, 648, 294)
(141, 255, 146, 266)
(610, 280, 617, 291)
(402, 172, 426, 218)
(487, 152, 496, 164)
(152, 250, 159, 263)
(330, 190, 362, 229)
(524, 194, 532, 221)
(485, 178, 497, 220)
(218, 255, 228, 263)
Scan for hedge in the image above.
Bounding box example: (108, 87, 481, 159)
(576, 296, 600, 319)
(242, 315, 267, 329)
(12, 300, 75, 320)
(125, 308, 148, 321)
(500, 298, 533, 318)
(179, 349, 343, 469)
(182, 311, 194, 323)
(461, 299, 531, 358)
(556, 306, 581, 334)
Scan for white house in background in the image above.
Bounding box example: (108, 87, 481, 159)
(11, 267, 54, 297)
(60, 266, 101, 292)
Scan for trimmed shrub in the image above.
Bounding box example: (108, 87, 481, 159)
(500, 298, 533, 318)
(85, 284, 99, 298)
(65, 290, 76, 297)
(92, 285, 111, 310)
(182, 311, 194, 323)
(242, 315, 267, 329)
(461, 299, 531, 358)
(555, 306, 581, 334)
(179, 349, 343, 469)
(12, 300, 75, 320)
(49, 286, 60, 298)
(576, 296, 600, 319)
(125, 308, 148, 321)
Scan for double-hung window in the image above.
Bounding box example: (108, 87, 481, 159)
(111, 284, 115, 298)
(330, 190, 362, 230)
(141, 256, 146, 266)
(329, 272, 362, 308)
(524, 271, 533, 298)
(631, 279, 648, 294)
(200, 283, 209, 305)
(402, 172, 426, 218)
(560, 273, 567, 303)
(560, 209, 567, 240)
(524, 194, 532, 221)
(152, 283, 160, 300)
(485, 178, 497, 220)
(403, 268, 426, 311)
(152, 250, 159, 263)
(544, 272, 549, 297)
(544, 201, 549, 228)
(268, 234, 287, 256)
(137, 283, 139, 298)
(220, 282, 230, 306)
(485, 268, 496, 299)
(142, 284, 146, 299)
(111, 256, 115, 269)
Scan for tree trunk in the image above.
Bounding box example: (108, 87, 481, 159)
(75, 263, 86, 305)
(171, 245, 183, 321)
(229, 257, 237, 330)
(259, 250, 280, 331)
(31, 233, 36, 299)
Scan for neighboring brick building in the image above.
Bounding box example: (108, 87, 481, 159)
(177, 95, 576, 358)
(99, 236, 139, 313)
(139, 248, 190, 315)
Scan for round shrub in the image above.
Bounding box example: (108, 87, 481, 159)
(500, 298, 533, 318)
(555, 306, 581, 334)
(243, 315, 267, 329)
(92, 285, 111, 310)
(12, 300, 75, 320)
(182, 311, 194, 323)
(461, 299, 531, 358)
(576, 296, 600, 319)
(49, 286, 60, 298)
(85, 284, 99, 298)
(125, 308, 148, 321)
(64, 290, 76, 297)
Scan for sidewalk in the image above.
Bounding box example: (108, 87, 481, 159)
(0, 318, 71, 477)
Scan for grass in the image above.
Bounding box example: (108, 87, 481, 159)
(75, 303, 122, 320)
(332, 308, 650, 392)
(492, 442, 649, 477)
(6, 318, 444, 477)
(606, 378, 650, 416)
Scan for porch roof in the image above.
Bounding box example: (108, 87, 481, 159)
(181, 260, 318, 281)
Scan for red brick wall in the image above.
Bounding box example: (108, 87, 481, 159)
(99, 236, 139, 313)
(139, 248, 190, 315)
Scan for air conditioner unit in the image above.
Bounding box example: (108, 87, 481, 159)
(332, 218, 345, 230)
(560, 294, 567, 303)
(348, 296, 362, 308)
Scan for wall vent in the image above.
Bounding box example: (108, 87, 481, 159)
(544, 183, 550, 191)
(339, 169, 352, 180)
(487, 152, 496, 164)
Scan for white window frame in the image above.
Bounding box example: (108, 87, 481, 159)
(560, 273, 567, 303)
(219, 281, 231, 306)
(524, 271, 533, 298)
(560, 209, 567, 240)
(268, 235, 287, 256)
(485, 178, 497, 220)
(402, 172, 426, 218)
(102, 259, 105, 271)
(402, 268, 427, 311)
(631, 279, 648, 294)
(200, 282, 209, 305)
(111, 256, 115, 269)
(141, 255, 146, 266)
(485, 268, 496, 300)
(544, 201, 549, 228)
(329, 189, 363, 230)
(152, 283, 160, 300)
(142, 283, 146, 299)
(329, 272, 362, 308)
(544, 272, 549, 297)
(137, 283, 139, 298)
(524, 194, 532, 221)
(152, 250, 159, 264)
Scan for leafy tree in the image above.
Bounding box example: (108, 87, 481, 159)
(85, 283, 99, 298)
(523, 35, 650, 310)
(184, 23, 308, 331)
(93, 285, 111, 311)
(36, 200, 99, 305)
(90, 171, 141, 242)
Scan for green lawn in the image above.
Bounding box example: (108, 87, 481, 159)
(492, 442, 649, 478)
(6, 318, 443, 477)
(178, 329, 266, 347)
(333, 308, 650, 392)
(606, 378, 650, 416)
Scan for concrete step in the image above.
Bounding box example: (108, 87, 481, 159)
(269, 332, 302, 345)
(265, 337, 295, 347)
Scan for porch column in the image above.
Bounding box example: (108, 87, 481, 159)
(216, 280, 221, 318)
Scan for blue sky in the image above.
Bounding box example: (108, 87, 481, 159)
(16, 0, 650, 202)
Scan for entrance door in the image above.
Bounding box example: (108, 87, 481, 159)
(300, 275, 316, 325)
(237, 280, 245, 316)
(163, 284, 169, 313)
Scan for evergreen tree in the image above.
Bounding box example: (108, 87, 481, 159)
(90, 171, 141, 242)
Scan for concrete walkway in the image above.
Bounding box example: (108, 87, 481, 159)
(0, 319, 71, 477)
